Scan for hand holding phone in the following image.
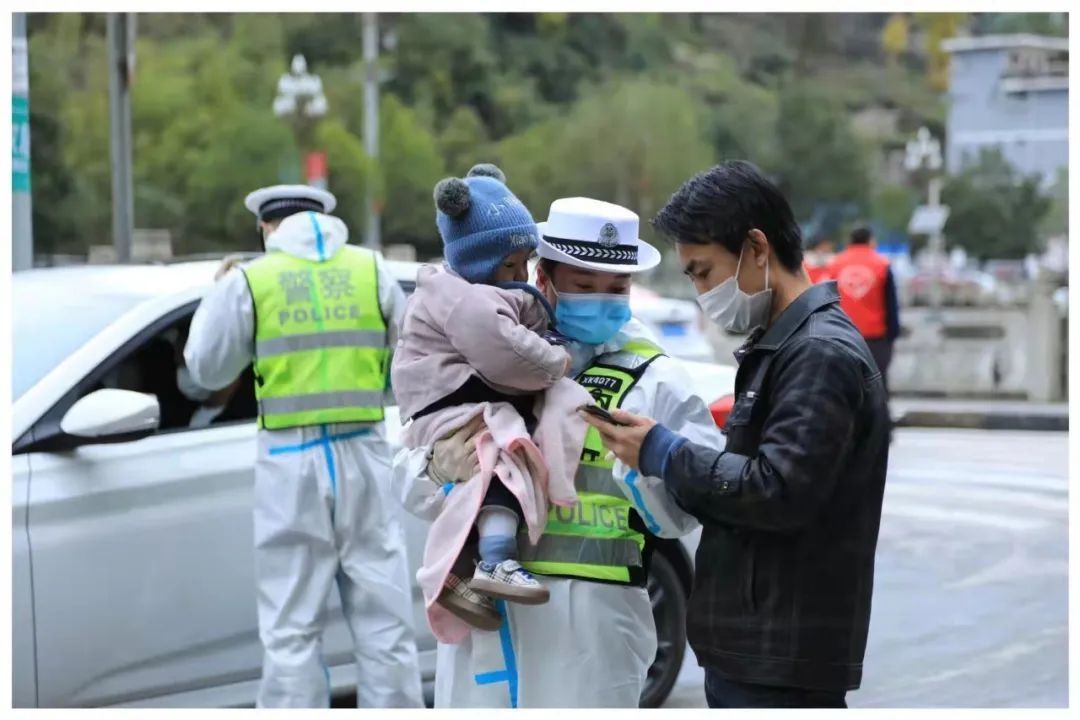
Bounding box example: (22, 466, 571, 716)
(579, 403, 629, 427)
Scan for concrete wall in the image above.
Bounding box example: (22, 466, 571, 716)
(890, 307, 1029, 397)
(703, 283, 1066, 401)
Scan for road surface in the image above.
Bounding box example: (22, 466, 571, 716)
(663, 428, 1068, 708)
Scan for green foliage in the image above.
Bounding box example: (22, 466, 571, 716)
(1039, 168, 1068, 240)
(984, 13, 1067, 37)
(439, 106, 490, 176)
(774, 83, 872, 218)
(872, 184, 919, 235)
(378, 94, 446, 255)
(26, 12, 967, 259)
(314, 119, 374, 241)
(942, 148, 1052, 260)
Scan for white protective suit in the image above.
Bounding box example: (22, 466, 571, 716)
(393, 319, 725, 707)
(185, 213, 423, 708)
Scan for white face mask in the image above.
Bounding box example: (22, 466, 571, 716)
(176, 366, 213, 403)
(696, 244, 774, 335)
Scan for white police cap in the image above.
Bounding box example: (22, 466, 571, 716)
(244, 184, 337, 221)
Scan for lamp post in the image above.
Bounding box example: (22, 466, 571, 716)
(905, 126, 947, 310)
(107, 13, 136, 263)
(362, 12, 381, 251)
(273, 54, 328, 188)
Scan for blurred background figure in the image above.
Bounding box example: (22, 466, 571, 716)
(829, 226, 901, 392)
(803, 233, 835, 284)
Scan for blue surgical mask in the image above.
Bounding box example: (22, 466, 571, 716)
(553, 290, 632, 346)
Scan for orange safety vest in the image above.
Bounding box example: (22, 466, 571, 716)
(805, 262, 833, 284)
(827, 245, 890, 339)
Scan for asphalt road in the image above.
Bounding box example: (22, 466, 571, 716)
(663, 428, 1069, 709)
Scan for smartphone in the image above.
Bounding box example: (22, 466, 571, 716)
(579, 404, 628, 426)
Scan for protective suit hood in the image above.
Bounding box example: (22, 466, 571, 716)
(265, 211, 350, 262)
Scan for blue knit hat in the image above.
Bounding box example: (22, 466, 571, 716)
(434, 164, 539, 284)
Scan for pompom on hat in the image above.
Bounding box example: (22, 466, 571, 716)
(434, 164, 538, 284)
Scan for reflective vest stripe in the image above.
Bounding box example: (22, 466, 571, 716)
(255, 329, 387, 357)
(259, 390, 386, 415)
(519, 534, 642, 568)
(575, 464, 623, 496)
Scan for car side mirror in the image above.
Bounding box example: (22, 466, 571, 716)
(60, 389, 160, 441)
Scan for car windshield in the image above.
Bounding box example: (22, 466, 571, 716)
(12, 287, 143, 400)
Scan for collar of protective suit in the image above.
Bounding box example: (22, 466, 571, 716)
(265, 211, 350, 262)
(565, 317, 660, 376)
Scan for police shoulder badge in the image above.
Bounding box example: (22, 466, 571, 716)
(598, 222, 620, 248)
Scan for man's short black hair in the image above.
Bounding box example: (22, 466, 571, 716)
(652, 160, 804, 272)
(850, 226, 874, 245)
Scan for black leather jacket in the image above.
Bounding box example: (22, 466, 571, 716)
(664, 281, 891, 691)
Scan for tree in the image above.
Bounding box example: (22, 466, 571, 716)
(314, 119, 375, 240)
(984, 12, 1067, 37)
(774, 83, 872, 219)
(942, 148, 1051, 260)
(871, 183, 918, 235)
(439, 106, 490, 175)
(24, 12, 961, 261)
(912, 13, 968, 92)
(1039, 168, 1068, 240)
(498, 78, 714, 236)
(880, 14, 909, 65)
(378, 94, 446, 255)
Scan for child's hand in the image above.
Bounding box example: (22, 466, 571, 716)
(562, 351, 573, 378)
(428, 415, 484, 484)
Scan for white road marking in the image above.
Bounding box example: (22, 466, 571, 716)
(885, 481, 1067, 515)
(888, 468, 1066, 494)
(881, 501, 1049, 532)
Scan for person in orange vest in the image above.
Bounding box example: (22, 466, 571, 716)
(803, 233, 835, 284)
(828, 226, 901, 391)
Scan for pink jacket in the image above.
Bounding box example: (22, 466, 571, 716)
(392, 264, 570, 421)
(392, 264, 589, 643)
(405, 382, 587, 643)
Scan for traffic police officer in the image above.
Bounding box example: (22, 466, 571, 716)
(184, 185, 423, 708)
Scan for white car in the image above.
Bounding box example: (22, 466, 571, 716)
(630, 286, 716, 364)
(12, 259, 735, 709)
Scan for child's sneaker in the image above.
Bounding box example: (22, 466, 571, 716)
(437, 574, 503, 631)
(469, 560, 550, 605)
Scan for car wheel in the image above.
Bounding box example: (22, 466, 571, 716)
(639, 550, 688, 708)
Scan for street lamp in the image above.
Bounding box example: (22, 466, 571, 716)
(273, 54, 328, 188)
(905, 126, 949, 310)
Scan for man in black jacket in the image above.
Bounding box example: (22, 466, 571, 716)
(582, 161, 891, 709)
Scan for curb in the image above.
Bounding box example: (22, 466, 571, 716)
(894, 411, 1069, 432)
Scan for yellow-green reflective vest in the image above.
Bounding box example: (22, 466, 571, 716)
(242, 246, 389, 430)
(520, 339, 665, 583)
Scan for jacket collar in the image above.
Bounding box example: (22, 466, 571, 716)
(748, 281, 840, 352)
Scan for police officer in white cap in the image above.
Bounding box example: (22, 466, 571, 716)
(184, 185, 423, 708)
(394, 196, 723, 708)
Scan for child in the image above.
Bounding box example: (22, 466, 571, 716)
(392, 164, 589, 640)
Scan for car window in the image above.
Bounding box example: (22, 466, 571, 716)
(12, 292, 144, 400)
(78, 315, 258, 434)
(61, 276, 421, 436)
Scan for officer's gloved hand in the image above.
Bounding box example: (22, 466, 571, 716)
(214, 254, 246, 282)
(428, 415, 485, 485)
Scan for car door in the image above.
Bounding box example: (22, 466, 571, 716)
(22, 307, 264, 707)
(13, 454, 36, 708)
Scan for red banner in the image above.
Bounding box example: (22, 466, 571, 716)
(305, 151, 327, 189)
